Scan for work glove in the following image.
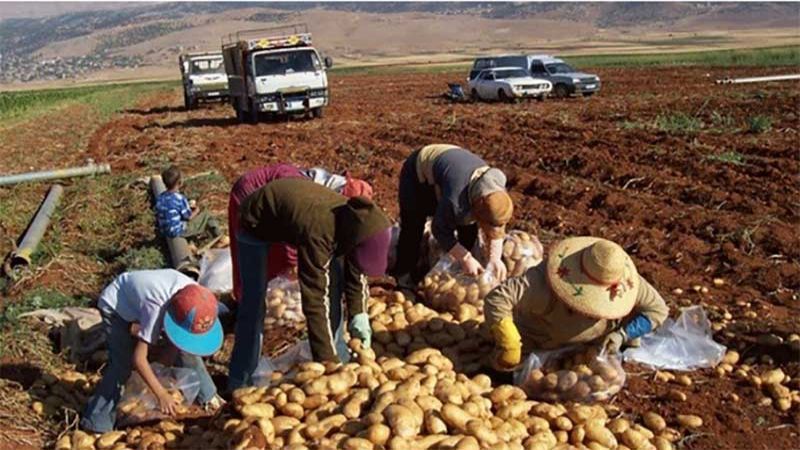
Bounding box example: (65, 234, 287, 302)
(449, 243, 484, 277)
(348, 313, 372, 348)
(601, 329, 627, 354)
(490, 317, 523, 370)
(485, 238, 508, 282)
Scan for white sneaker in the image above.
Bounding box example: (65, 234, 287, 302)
(203, 394, 226, 412)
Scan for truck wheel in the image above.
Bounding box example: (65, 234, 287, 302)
(312, 107, 324, 119)
(248, 100, 259, 124)
(471, 89, 480, 102)
(554, 84, 570, 99)
(583, 92, 595, 98)
(497, 89, 509, 102)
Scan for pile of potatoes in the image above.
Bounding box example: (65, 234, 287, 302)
(265, 277, 305, 330)
(517, 348, 625, 403)
(55, 419, 195, 450)
(29, 369, 97, 417)
(503, 231, 544, 278)
(117, 388, 190, 425)
(369, 292, 491, 374)
(221, 341, 681, 450)
(419, 269, 495, 314)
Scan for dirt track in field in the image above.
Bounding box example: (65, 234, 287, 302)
(80, 66, 800, 449)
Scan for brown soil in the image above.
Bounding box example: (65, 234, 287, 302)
(82, 66, 800, 449)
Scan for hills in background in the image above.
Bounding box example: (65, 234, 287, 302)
(0, 2, 797, 85)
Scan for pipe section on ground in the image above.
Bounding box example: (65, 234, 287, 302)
(0, 161, 111, 187)
(149, 175, 200, 279)
(716, 74, 800, 85)
(8, 184, 64, 270)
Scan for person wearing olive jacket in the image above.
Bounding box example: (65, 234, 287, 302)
(228, 178, 391, 390)
(394, 144, 514, 296)
(484, 237, 670, 369)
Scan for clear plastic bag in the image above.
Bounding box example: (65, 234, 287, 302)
(265, 275, 305, 329)
(514, 345, 626, 403)
(117, 363, 200, 426)
(419, 255, 498, 316)
(503, 230, 544, 277)
(623, 306, 726, 370)
(253, 340, 313, 386)
(198, 248, 232, 294)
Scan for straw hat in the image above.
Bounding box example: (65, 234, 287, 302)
(545, 237, 640, 320)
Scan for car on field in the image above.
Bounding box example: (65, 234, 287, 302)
(467, 67, 552, 102)
(179, 52, 229, 110)
(469, 54, 600, 98)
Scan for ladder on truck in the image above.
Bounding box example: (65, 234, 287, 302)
(222, 23, 312, 51)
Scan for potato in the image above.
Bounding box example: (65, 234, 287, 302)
(97, 431, 126, 449)
(384, 404, 420, 438)
(643, 412, 667, 433)
(304, 414, 347, 440)
(359, 423, 391, 445)
(621, 429, 648, 449)
(584, 420, 617, 448)
(466, 419, 499, 445)
(341, 437, 375, 450)
(441, 404, 472, 432)
(242, 403, 275, 419)
(676, 414, 703, 428)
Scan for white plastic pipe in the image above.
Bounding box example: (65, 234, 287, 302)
(716, 74, 800, 85)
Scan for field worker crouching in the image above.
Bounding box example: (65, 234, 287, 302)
(81, 269, 224, 432)
(228, 164, 374, 302)
(228, 178, 391, 390)
(484, 237, 670, 370)
(394, 144, 514, 297)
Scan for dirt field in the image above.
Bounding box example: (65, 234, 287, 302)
(1, 66, 798, 449)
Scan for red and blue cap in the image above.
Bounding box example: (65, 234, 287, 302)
(163, 284, 223, 356)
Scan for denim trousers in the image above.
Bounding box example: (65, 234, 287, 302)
(227, 230, 346, 391)
(80, 307, 217, 433)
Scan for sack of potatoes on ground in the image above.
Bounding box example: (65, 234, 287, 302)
(116, 363, 201, 426)
(418, 255, 497, 314)
(265, 274, 305, 330)
(502, 230, 544, 277)
(514, 345, 626, 403)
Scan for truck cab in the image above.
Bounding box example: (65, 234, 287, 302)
(179, 52, 229, 110)
(222, 24, 332, 123)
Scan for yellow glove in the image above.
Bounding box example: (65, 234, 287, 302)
(491, 317, 522, 369)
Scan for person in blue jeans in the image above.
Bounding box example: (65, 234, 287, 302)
(80, 269, 224, 433)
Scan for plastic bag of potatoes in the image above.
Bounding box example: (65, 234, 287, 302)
(502, 230, 544, 277)
(116, 363, 201, 426)
(265, 275, 305, 329)
(514, 345, 626, 403)
(419, 255, 497, 313)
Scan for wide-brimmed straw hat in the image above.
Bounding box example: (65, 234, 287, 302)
(545, 237, 640, 320)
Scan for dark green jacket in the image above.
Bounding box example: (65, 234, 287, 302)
(239, 178, 390, 361)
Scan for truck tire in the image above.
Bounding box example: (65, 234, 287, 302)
(235, 105, 245, 123)
(248, 100, 259, 124)
(554, 84, 570, 99)
(471, 89, 480, 102)
(312, 107, 324, 119)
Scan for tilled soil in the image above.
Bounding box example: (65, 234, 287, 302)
(77, 66, 799, 449)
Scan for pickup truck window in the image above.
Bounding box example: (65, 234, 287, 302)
(254, 49, 321, 77)
(530, 60, 546, 74)
(545, 63, 575, 74)
(494, 69, 528, 79)
(191, 59, 224, 75)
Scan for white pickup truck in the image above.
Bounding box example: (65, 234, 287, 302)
(221, 24, 332, 123)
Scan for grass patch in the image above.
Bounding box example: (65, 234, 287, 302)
(654, 113, 704, 134)
(116, 246, 166, 271)
(181, 171, 229, 202)
(332, 46, 800, 77)
(706, 151, 748, 166)
(0, 80, 177, 124)
(747, 115, 773, 134)
(709, 111, 739, 133)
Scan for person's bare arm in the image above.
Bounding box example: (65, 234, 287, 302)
(132, 339, 177, 415)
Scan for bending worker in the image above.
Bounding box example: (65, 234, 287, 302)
(394, 144, 514, 296)
(228, 164, 373, 301)
(485, 237, 670, 369)
(228, 177, 391, 390)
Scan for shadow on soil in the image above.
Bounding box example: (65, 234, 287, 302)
(125, 106, 187, 115)
(0, 363, 43, 389)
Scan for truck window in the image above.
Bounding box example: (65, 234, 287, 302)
(545, 62, 576, 74)
(191, 59, 224, 75)
(254, 49, 321, 77)
(530, 60, 547, 74)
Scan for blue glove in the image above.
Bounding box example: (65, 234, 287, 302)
(348, 313, 372, 348)
(624, 314, 653, 340)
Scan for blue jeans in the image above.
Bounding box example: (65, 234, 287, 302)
(228, 230, 347, 391)
(80, 307, 217, 433)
